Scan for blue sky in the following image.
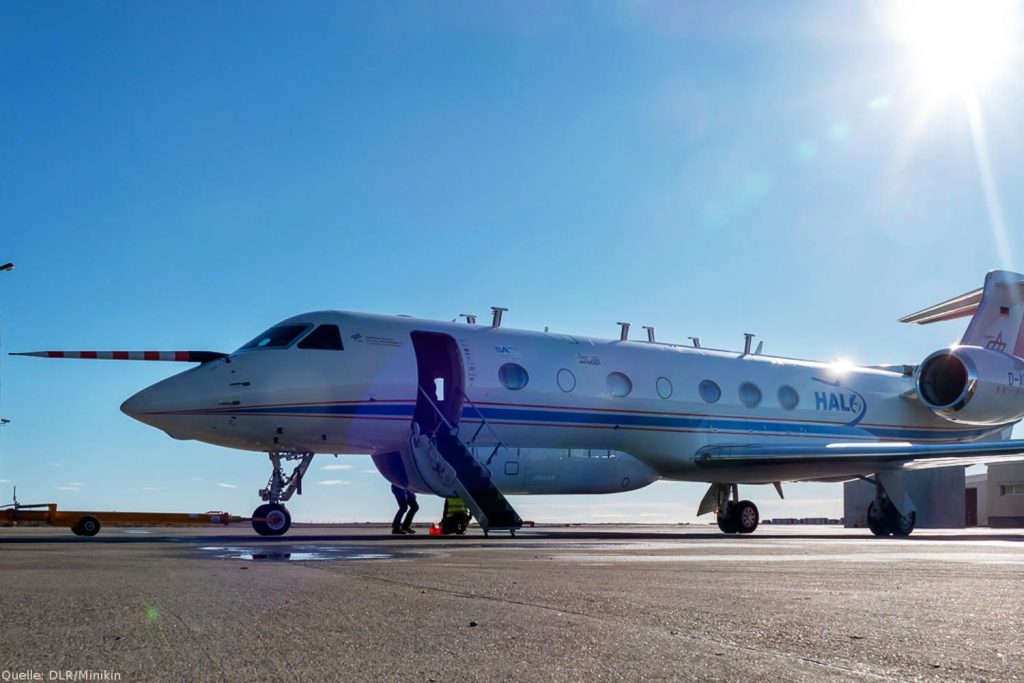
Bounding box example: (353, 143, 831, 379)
(1, 1, 1021, 523)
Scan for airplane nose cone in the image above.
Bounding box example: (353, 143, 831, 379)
(120, 370, 204, 434)
(120, 384, 168, 426)
(120, 394, 139, 419)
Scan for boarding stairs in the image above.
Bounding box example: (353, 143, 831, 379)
(412, 388, 522, 535)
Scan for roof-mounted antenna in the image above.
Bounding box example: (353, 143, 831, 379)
(617, 322, 631, 341)
(459, 314, 477, 325)
(642, 326, 656, 343)
(754, 340, 764, 355)
(743, 333, 756, 356)
(490, 307, 507, 328)
(688, 337, 701, 349)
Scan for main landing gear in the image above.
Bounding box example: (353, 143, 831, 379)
(713, 484, 760, 534)
(864, 476, 916, 537)
(252, 452, 314, 536)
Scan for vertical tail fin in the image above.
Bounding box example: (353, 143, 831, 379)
(900, 270, 1024, 357)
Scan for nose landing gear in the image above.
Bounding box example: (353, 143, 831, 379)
(252, 452, 314, 536)
(252, 503, 291, 536)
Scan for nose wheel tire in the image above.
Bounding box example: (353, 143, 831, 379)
(252, 503, 291, 536)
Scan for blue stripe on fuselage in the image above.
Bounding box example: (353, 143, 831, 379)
(187, 401, 992, 442)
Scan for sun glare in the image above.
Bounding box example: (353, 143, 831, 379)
(888, 0, 1018, 97)
(829, 358, 855, 375)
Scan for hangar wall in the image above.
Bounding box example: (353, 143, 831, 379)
(843, 467, 966, 529)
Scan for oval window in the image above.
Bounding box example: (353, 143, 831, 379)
(498, 363, 529, 391)
(557, 368, 576, 393)
(699, 380, 721, 404)
(656, 376, 673, 399)
(607, 372, 632, 397)
(739, 382, 762, 408)
(778, 385, 800, 410)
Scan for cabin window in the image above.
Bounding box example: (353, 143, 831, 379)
(498, 363, 529, 391)
(739, 382, 762, 408)
(238, 324, 311, 350)
(557, 368, 576, 393)
(778, 385, 800, 410)
(297, 324, 344, 350)
(656, 377, 673, 399)
(607, 372, 632, 398)
(699, 380, 721, 404)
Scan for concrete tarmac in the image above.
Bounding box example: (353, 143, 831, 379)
(1, 524, 1022, 682)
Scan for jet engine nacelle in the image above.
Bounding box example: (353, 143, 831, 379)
(916, 346, 1024, 425)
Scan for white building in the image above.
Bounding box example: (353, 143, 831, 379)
(972, 463, 1024, 528)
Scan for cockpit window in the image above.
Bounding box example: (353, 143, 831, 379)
(238, 324, 311, 350)
(297, 324, 344, 350)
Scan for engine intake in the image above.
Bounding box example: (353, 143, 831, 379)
(916, 346, 1024, 425)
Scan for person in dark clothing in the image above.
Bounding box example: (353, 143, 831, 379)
(391, 484, 419, 534)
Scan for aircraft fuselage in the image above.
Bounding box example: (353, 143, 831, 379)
(121, 310, 1003, 488)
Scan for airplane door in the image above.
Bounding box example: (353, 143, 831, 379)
(965, 487, 978, 527)
(410, 332, 465, 435)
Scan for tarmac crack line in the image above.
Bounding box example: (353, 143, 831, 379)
(294, 561, 905, 682)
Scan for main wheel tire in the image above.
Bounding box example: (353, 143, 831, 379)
(734, 500, 759, 534)
(891, 510, 916, 537)
(716, 509, 738, 533)
(252, 503, 291, 536)
(77, 516, 101, 537)
(866, 500, 891, 536)
(70, 525, 84, 536)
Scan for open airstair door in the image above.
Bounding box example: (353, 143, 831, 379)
(410, 332, 522, 535)
(411, 332, 465, 434)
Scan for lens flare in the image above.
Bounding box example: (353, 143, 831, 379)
(887, 0, 1019, 97)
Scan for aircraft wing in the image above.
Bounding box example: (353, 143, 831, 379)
(695, 439, 1024, 472)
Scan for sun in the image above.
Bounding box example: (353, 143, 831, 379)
(887, 0, 1019, 98)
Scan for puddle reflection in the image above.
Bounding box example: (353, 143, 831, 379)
(198, 545, 399, 562)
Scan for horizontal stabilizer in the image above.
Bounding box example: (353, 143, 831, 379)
(899, 287, 983, 325)
(12, 350, 226, 363)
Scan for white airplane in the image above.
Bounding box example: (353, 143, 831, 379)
(15, 270, 1024, 537)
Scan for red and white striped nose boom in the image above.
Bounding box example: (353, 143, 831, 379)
(12, 350, 226, 363)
